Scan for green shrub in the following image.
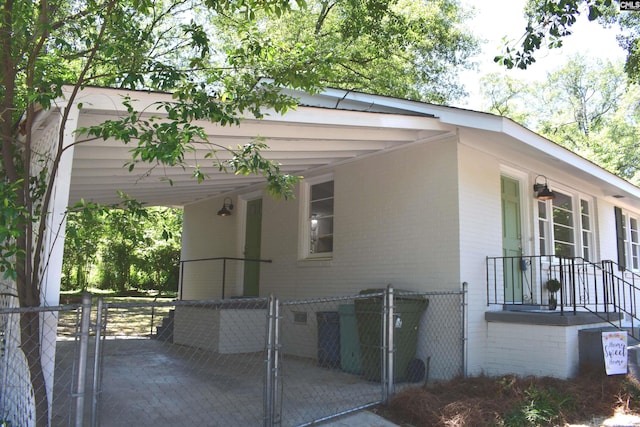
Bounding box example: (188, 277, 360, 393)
(504, 385, 572, 426)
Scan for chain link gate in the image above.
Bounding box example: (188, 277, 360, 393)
(0, 286, 465, 426)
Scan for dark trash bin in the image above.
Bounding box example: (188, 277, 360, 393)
(355, 289, 428, 382)
(317, 311, 340, 367)
(339, 304, 362, 374)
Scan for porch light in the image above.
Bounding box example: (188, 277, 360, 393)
(533, 175, 555, 201)
(217, 197, 234, 216)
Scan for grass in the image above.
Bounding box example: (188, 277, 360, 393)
(56, 292, 176, 338)
(378, 369, 640, 427)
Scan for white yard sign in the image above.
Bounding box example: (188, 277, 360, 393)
(602, 331, 628, 375)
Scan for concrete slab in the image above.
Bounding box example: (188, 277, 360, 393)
(321, 411, 399, 427)
(51, 338, 390, 426)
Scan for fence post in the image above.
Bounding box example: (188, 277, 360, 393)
(272, 297, 281, 426)
(462, 282, 468, 378)
(74, 292, 92, 427)
(90, 297, 104, 427)
(264, 294, 275, 427)
(383, 285, 395, 403)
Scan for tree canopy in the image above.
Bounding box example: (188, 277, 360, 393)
(493, 0, 640, 81)
(213, 0, 478, 103)
(482, 55, 640, 184)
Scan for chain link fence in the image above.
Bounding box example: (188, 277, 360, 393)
(0, 288, 465, 426)
(0, 295, 82, 427)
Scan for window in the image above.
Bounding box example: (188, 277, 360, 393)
(631, 217, 640, 270)
(537, 190, 593, 261)
(301, 177, 334, 258)
(581, 199, 593, 261)
(616, 207, 640, 271)
(538, 200, 549, 255)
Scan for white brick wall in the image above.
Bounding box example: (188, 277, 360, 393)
(180, 126, 640, 379)
(485, 321, 613, 378)
(182, 197, 239, 300)
(173, 306, 266, 353)
(258, 138, 462, 299)
(457, 143, 503, 376)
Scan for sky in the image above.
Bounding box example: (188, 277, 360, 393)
(455, 0, 627, 110)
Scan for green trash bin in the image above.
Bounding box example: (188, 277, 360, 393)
(354, 289, 428, 382)
(339, 304, 362, 374)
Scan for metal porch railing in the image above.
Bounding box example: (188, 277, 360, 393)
(178, 257, 272, 300)
(487, 255, 640, 340)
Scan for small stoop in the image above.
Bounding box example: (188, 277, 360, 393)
(154, 309, 174, 343)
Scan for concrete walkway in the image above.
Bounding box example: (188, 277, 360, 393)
(323, 411, 399, 427)
(51, 338, 390, 426)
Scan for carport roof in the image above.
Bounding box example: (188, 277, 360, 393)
(59, 86, 455, 207)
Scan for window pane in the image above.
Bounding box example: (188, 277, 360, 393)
(538, 201, 547, 219)
(311, 181, 334, 200)
(311, 198, 334, 217)
(553, 208, 573, 227)
(539, 219, 547, 255)
(553, 192, 572, 211)
(309, 180, 334, 255)
(581, 199, 590, 230)
(554, 224, 574, 244)
(555, 242, 575, 257)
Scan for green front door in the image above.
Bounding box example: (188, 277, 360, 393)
(243, 198, 262, 297)
(501, 176, 523, 303)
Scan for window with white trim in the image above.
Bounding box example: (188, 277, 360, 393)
(300, 176, 334, 258)
(631, 216, 640, 270)
(537, 189, 593, 260)
(581, 199, 593, 261)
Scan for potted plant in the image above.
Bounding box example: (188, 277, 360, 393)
(546, 279, 561, 310)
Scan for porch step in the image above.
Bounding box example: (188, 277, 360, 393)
(502, 304, 547, 311)
(154, 309, 174, 343)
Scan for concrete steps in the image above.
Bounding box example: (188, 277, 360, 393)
(154, 309, 174, 343)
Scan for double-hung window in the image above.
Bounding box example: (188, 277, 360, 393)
(300, 176, 334, 259)
(537, 189, 593, 261)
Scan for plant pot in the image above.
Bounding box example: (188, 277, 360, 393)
(548, 299, 557, 310)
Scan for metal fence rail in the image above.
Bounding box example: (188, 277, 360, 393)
(0, 287, 465, 426)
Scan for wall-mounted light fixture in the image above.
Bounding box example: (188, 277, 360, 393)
(217, 197, 234, 216)
(533, 175, 555, 201)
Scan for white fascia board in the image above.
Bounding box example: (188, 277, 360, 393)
(258, 105, 452, 132)
(499, 119, 640, 199)
(65, 85, 453, 134)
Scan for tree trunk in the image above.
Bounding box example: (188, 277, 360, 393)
(20, 310, 49, 427)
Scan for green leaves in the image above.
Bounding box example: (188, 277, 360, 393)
(214, 0, 478, 103)
(497, 0, 616, 71)
(222, 140, 300, 199)
(0, 180, 26, 280)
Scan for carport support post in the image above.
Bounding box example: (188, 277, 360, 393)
(74, 292, 92, 427)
